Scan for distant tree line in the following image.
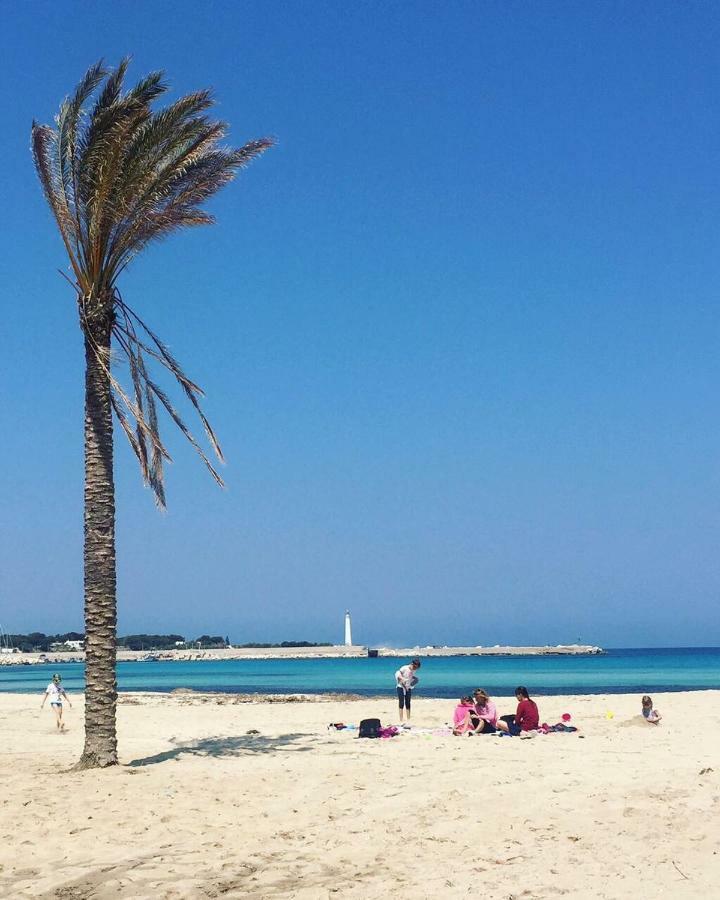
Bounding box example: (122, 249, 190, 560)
(6, 634, 331, 652)
(4, 632, 85, 652)
(118, 634, 189, 651)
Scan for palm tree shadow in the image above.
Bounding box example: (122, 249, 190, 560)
(126, 732, 317, 767)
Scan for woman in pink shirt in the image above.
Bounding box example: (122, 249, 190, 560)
(472, 688, 498, 734)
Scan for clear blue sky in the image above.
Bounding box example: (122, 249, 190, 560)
(2, 2, 719, 648)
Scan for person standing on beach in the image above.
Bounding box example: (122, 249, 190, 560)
(40, 673, 72, 731)
(395, 658, 421, 722)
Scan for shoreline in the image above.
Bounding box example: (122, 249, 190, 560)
(117, 683, 720, 697)
(0, 642, 604, 665)
(5, 683, 720, 699)
(6, 686, 717, 704)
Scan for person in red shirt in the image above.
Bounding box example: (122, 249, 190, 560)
(496, 686, 539, 735)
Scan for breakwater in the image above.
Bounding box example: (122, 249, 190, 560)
(0, 643, 603, 666)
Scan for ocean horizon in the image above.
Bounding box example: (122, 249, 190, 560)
(1, 647, 719, 697)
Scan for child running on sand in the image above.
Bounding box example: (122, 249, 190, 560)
(641, 695, 662, 724)
(40, 673, 72, 731)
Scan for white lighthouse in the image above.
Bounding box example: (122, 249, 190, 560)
(344, 610, 352, 647)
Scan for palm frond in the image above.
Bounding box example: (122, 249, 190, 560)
(126, 70, 167, 105)
(80, 309, 172, 464)
(114, 292, 225, 479)
(115, 298, 224, 462)
(92, 56, 130, 115)
(32, 123, 84, 286)
(145, 377, 225, 488)
(33, 59, 273, 504)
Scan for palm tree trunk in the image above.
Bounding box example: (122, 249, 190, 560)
(77, 322, 118, 769)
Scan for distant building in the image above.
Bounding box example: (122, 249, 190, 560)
(344, 610, 352, 647)
(50, 640, 84, 652)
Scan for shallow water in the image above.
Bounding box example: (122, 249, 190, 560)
(1, 647, 719, 697)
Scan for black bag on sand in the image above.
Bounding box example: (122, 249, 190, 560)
(358, 718, 381, 738)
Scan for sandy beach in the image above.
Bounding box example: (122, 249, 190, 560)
(1, 690, 717, 899)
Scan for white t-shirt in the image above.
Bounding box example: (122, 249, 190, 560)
(395, 665, 418, 690)
(46, 683, 65, 704)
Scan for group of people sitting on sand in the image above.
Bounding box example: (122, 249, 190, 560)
(394, 661, 541, 735)
(451, 688, 663, 735)
(453, 686, 539, 736)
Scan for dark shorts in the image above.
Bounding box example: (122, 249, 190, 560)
(501, 714, 521, 736)
(477, 720, 496, 733)
(397, 687, 412, 709)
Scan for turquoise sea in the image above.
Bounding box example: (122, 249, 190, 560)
(1, 648, 719, 697)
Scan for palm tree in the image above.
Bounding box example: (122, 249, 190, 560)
(32, 59, 272, 769)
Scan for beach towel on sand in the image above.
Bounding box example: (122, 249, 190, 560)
(378, 726, 399, 738)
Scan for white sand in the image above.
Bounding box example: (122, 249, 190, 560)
(1, 690, 717, 899)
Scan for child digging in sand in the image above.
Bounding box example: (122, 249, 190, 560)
(641, 695, 662, 724)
